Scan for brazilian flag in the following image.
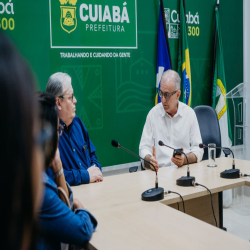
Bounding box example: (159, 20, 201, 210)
(212, 5, 232, 147)
(178, 0, 192, 106)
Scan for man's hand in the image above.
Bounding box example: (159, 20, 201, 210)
(171, 148, 185, 167)
(145, 146, 159, 172)
(171, 154, 185, 167)
(87, 165, 103, 183)
(73, 198, 84, 210)
(171, 150, 198, 168)
(150, 146, 159, 171)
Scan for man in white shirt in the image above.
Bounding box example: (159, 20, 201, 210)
(139, 70, 203, 171)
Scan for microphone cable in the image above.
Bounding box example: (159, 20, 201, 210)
(240, 173, 250, 177)
(165, 190, 185, 213)
(193, 182, 217, 227)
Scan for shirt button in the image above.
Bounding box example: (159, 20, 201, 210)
(79, 163, 81, 166)
(73, 149, 75, 152)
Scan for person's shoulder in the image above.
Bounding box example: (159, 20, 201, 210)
(179, 101, 195, 114)
(73, 115, 81, 124)
(74, 115, 88, 126)
(41, 172, 60, 210)
(42, 172, 57, 191)
(73, 115, 88, 131)
(148, 103, 163, 116)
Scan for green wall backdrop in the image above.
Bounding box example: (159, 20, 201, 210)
(2, 0, 243, 167)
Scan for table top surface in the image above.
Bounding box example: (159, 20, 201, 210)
(72, 157, 250, 249)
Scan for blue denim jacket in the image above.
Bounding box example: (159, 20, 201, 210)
(59, 116, 102, 186)
(37, 172, 98, 250)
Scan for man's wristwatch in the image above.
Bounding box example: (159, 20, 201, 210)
(54, 168, 64, 178)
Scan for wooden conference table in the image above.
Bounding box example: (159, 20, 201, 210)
(72, 158, 250, 250)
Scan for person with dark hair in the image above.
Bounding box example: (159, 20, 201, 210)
(0, 32, 44, 249)
(37, 91, 97, 250)
(46, 72, 103, 186)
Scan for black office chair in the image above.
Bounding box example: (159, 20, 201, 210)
(194, 105, 222, 160)
(129, 162, 145, 173)
(129, 166, 138, 172)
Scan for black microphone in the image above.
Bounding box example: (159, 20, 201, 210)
(158, 141, 189, 166)
(159, 140, 195, 186)
(111, 140, 119, 147)
(112, 140, 158, 175)
(111, 140, 164, 201)
(199, 143, 239, 179)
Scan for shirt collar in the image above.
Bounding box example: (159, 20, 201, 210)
(160, 103, 166, 117)
(175, 101, 183, 117)
(160, 101, 183, 118)
(60, 117, 75, 131)
(59, 118, 65, 126)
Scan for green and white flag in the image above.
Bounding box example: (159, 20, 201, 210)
(212, 6, 232, 147)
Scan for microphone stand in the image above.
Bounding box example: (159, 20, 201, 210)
(176, 154, 196, 187)
(159, 141, 195, 186)
(111, 140, 164, 201)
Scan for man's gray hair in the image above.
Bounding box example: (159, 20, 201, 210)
(46, 72, 71, 97)
(161, 70, 181, 90)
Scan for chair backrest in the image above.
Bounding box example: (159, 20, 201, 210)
(194, 105, 221, 160)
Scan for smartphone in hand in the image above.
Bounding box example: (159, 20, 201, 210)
(173, 148, 183, 157)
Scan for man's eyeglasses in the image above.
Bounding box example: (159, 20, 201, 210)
(158, 89, 177, 100)
(57, 124, 64, 136)
(58, 93, 75, 103)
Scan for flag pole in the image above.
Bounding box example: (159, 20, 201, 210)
(160, 0, 172, 68)
(210, 1, 220, 106)
(183, 0, 187, 29)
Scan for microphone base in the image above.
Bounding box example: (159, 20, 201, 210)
(141, 187, 164, 202)
(176, 176, 195, 187)
(220, 169, 240, 179)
